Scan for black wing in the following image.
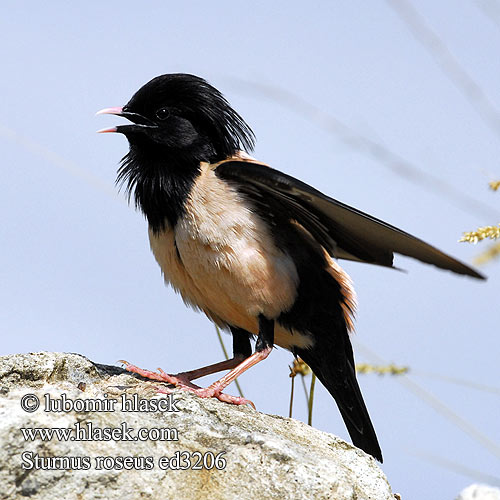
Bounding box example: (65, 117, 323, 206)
(215, 160, 485, 280)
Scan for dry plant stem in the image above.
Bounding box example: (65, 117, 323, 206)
(289, 375, 295, 418)
(308, 374, 316, 426)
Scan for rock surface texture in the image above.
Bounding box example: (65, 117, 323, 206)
(0, 352, 393, 500)
(457, 484, 500, 500)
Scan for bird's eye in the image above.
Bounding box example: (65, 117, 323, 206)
(155, 107, 170, 121)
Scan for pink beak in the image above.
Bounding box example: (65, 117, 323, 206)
(97, 127, 118, 133)
(96, 106, 124, 116)
(96, 106, 124, 133)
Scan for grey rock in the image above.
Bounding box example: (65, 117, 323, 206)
(0, 352, 394, 500)
(457, 484, 500, 500)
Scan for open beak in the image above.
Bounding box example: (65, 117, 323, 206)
(96, 107, 123, 133)
(96, 106, 156, 134)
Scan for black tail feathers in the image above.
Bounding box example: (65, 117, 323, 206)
(296, 342, 383, 462)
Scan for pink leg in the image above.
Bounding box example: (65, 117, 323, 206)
(120, 347, 272, 408)
(184, 346, 273, 407)
(200, 346, 272, 395)
(176, 356, 246, 382)
(119, 355, 245, 387)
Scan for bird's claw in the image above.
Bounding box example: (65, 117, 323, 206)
(119, 361, 255, 408)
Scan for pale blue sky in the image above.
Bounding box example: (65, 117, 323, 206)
(1, 2, 499, 498)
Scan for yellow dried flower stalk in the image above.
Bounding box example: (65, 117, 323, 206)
(289, 357, 312, 378)
(356, 363, 409, 376)
(290, 360, 410, 377)
(460, 224, 500, 243)
(473, 241, 500, 265)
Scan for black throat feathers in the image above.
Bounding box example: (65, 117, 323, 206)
(117, 144, 203, 233)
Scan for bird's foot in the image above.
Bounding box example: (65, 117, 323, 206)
(189, 385, 255, 408)
(119, 360, 255, 408)
(155, 383, 255, 408)
(119, 360, 199, 389)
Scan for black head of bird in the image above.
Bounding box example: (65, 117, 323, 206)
(98, 73, 485, 464)
(99, 73, 254, 161)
